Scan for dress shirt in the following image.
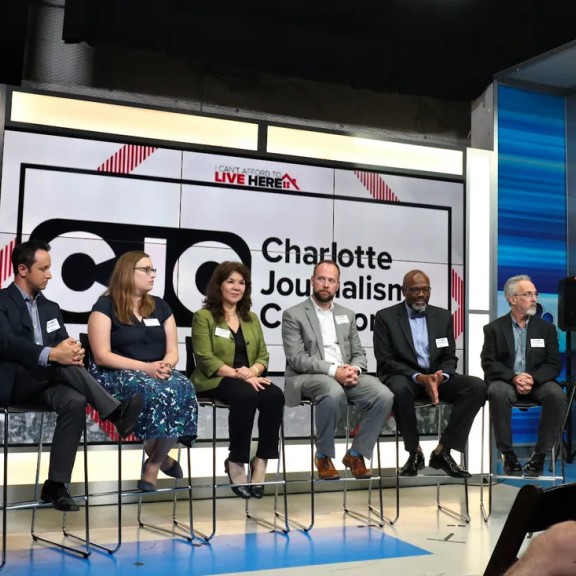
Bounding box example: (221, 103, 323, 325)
(312, 299, 343, 378)
(14, 283, 51, 366)
(512, 313, 529, 374)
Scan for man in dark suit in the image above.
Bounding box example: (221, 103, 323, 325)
(481, 274, 566, 477)
(0, 240, 142, 511)
(282, 260, 393, 480)
(373, 269, 486, 478)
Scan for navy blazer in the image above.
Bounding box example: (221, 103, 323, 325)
(481, 313, 560, 386)
(373, 301, 458, 382)
(0, 282, 69, 405)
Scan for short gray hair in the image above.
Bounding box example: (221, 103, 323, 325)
(503, 274, 532, 305)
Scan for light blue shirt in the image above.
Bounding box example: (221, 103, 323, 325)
(405, 303, 449, 383)
(511, 313, 529, 374)
(14, 284, 52, 367)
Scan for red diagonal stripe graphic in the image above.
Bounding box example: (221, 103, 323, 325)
(0, 238, 16, 288)
(93, 143, 157, 438)
(354, 170, 399, 202)
(451, 268, 464, 339)
(97, 144, 157, 174)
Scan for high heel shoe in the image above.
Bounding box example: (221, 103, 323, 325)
(138, 459, 157, 492)
(224, 458, 251, 499)
(250, 457, 265, 499)
(144, 457, 183, 480)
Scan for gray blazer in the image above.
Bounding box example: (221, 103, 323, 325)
(281, 297, 367, 407)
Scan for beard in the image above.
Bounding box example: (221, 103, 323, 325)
(410, 302, 427, 312)
(313, 289, 335, 303)
(526, 306, 537, 316)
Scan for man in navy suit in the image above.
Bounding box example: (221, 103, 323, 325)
(481, 274, 566, 477)
(0, 240, 142, 511)
(373, 269, 486, 478)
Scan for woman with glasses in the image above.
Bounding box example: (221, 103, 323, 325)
(87, 251, 198, 492)
(191, 261, 284, 499)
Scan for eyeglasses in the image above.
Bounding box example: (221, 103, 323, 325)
(405, 287, 431, 295)
(514, 291, 539, 299)
(134, 267, 157, 276)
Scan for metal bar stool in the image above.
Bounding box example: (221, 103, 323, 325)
(395, 400, 470, 524)
(185, 336, 288, 540)
(480, 382, 576, 521)
(75, 333, 195, 552)
(342, 403, 396, 527)
(280, 398, 394, 532)
(1, 404, 91, 571)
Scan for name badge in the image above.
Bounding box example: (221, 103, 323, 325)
(215, 327, 231, 338)
(530, 338, 545, 348)
(435, 337, 449, 348)
(335, 315, 349, 324)
(46, 318, 60, 333)
(143, 318, 161, 327)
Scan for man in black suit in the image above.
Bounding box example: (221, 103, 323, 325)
(0, 240, 142, 511)
(373, 269, 486, 478)
(481, 274, 566, 477)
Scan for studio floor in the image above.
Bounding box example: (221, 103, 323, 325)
(4, 465, 574, 576)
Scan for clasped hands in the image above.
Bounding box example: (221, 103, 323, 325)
(235, 366, 271, 391)
(335, 364, 360, 387)
(415, 370, 445, 405)
(513, 372, 534, 395)
(50, 337, 86, 366)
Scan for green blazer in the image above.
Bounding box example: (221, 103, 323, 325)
(191, 308, 270, 393)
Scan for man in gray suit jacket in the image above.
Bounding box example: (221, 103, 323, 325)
(282, 260, 393, 480)
(481, 274, 566, 477)
(373, 269, 486, 478)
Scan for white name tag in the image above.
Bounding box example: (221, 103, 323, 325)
(215, 327, 231, 338)
(46, 318, 60, 333)
(435, 337, 449, 348)
(143, 318, 161, 327)
(335, 315, 349, 324)
(530, 338, 545, 348)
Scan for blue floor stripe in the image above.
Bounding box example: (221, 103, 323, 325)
(6, 526, 430, 575)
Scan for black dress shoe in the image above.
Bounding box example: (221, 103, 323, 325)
(224, 458, 251, 499)
(429, 449, 471, 478)
(523, 451, 546, 477)
(400, 451, 425, 476)
(40, 480, 80, 512)
(109, 393, 143, 438)
(178, 435, 197, 448)
(502, 450, 522, 475)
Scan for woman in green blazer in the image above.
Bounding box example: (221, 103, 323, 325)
(191, 261, 284, 499)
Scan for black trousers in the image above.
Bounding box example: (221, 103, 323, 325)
(10, 364, 120, 483)
(198, 378, 285, 463)
(384, 373, 486, 453)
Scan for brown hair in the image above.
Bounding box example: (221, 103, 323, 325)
(105, 251, 156, 324)
(202, 261, 252, 322)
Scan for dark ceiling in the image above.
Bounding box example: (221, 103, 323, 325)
(18, 1, 576, 101)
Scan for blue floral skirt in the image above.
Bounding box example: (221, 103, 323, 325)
(89, 364, 198, 440)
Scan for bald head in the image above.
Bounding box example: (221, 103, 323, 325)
(403, 270, 429, 287)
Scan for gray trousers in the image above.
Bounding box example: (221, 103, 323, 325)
(487, 379, 567, 453)
(11, 364, 120, 483)
(301, 373, 393, 460)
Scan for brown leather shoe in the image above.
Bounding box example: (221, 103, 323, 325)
(342, 452, 371, 479)
(315, 456, 341, 480)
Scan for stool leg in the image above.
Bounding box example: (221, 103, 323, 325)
(435, 405, 470, 523)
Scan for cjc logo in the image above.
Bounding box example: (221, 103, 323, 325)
(30, 219, 251, 327)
